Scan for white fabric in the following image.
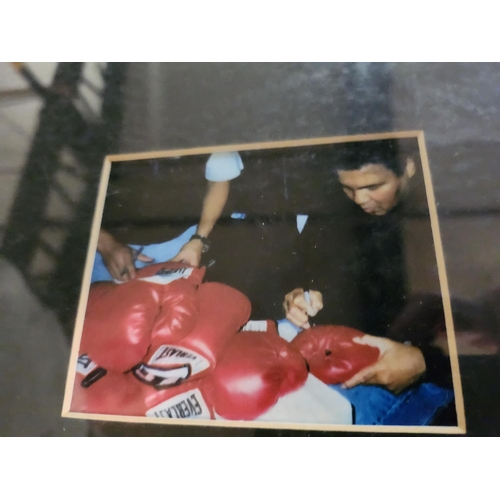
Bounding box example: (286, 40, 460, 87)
(205, 151, 244, 181)
(254, 374, 353, 425)
(214, 374, 353, 425)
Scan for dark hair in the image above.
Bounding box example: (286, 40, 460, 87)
(334, 139, 416, 177)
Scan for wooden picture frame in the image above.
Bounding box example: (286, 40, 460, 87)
(62, 131, 465, 434)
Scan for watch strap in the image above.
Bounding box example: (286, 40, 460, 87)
(190, 234, 210, 252)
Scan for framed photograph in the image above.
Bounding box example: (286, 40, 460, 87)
(62, 131, 465, 434)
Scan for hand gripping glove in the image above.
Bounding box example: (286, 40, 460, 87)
(206, 320, 308, 420)
(132, 282, 252, 389)
(290, 325, 380, 385)
(79, 262, 205, 373)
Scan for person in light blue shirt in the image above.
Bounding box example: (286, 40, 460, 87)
(92, 151, 243, 283)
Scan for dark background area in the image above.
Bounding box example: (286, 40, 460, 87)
(1, 62, 499, 436)
(102, 138, 431, 335)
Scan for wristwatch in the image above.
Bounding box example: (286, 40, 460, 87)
(190, 234, 211, 253)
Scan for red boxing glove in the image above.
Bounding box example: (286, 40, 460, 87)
(80, 262, 205, 373)
(71, 354, 144, 416)
(132, 282, 251, 389)
(207, 320, 308, 420)
(290, 325, 380, 385)
(71, 354, 214, 420)
(136, 263, 206, 343)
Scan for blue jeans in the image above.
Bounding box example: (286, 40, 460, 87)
(331, 383, 454, 426)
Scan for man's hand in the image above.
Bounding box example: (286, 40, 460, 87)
(97, 230, 153, 282)
(342, 335, 426, 394)
(283, 288, 323, 329)
(170, 239, 204, 267)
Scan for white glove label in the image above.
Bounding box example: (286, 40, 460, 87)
(241, 320, 268, 332)
(148, 345, 210, 376)
(134, 364, 191, 388)
(76, 354, 98, 376)
(139, 267, 193, 286)
(146, 389, 211, 419)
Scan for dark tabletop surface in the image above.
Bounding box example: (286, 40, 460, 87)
(1, 62, 499, 436)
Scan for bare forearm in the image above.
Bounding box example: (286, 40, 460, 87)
(169, 181, 230, 267)
(196, 181, 230, 237)
(97, 229, 117, 254)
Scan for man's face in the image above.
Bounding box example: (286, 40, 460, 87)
(337, 163, 405, 216)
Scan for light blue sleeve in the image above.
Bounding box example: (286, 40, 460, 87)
(90, 225, 197, 284)
(205, 151, 244, 181)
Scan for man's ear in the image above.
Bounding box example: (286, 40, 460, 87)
(405, 157, 416, 179)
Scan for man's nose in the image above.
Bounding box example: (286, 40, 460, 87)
(354, 189, 369, 205)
